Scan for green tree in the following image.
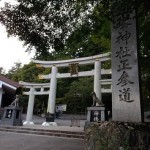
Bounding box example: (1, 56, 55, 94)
(0, 0, 149, 58)
(6, 61, 22, 80)
(59, 77, 93, 114)
(0, 0, 84, 57)
(61, 3, 111, 58)
(0, 67, 6, 75)
(6, 62, 49, 113)
(0, 1, 112, 58)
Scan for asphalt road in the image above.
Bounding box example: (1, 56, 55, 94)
(0, 131, 84, 150)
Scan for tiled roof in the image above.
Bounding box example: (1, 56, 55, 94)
(0, 74, 21, 89)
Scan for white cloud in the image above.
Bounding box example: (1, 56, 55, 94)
(0, 0, 35, 73)
(0, 0, 18, 7)
(0, 25, 34, 72)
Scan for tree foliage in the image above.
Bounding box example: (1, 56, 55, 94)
(5, 62, 50, 113)
(0, 67, 6, 75)
(0, 0, 111, 58)
(0, 0, 149, 57)
(6, 61, 22, 80)
(0, 0, 89, 56)
(59, 77, 93, 114)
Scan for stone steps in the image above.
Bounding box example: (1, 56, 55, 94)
(0, 125, 84, 139)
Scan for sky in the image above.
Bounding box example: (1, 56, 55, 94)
(0, 0, 35, 73)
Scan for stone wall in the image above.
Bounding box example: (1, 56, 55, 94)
(84, 122, 150, 150)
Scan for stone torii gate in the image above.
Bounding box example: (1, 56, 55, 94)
(32, 52, 111, 123)
(19, 81, 50, 125)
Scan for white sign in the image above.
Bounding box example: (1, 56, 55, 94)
(56, 104, 67, 112)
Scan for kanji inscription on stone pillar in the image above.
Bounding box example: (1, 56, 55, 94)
(111, 4, 143, 122)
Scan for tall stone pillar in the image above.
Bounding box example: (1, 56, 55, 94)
(23, 87, 35, 125)
(111, 1, 143, 122)
(94, 60, 102, 103)
(47, 65, 57, 120)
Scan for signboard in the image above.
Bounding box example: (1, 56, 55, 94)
(111, 6, 143, 122)
(69, 63, 78, 76)
(56, 104, 67, 112)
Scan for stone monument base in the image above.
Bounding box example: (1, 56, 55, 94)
(42, 113, 57, 126)
(0, 106, 22, 126)
(87, 106, 108, 122)
(46, 113, 55, 122)
(23, 121, 34, 125)
(42, 122, 57, 126)
(84, 122, 150, 150)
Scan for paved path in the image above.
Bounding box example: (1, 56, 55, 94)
(0, 114, 85, 150)
(0, 131, 84, 150)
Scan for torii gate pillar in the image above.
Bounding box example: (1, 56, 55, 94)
(43, 65, 57, 126)
(94, 59, 101, 103)
(23, 87, 35, 125)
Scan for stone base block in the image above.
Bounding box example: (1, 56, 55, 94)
(23, 121, 34, 125)
(42, 122, 57, 126)
(46, 113, 55, 122)
(84, 122, 150, 150)
(0, 106, 22, 126)
(87, 106, 108, 122)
